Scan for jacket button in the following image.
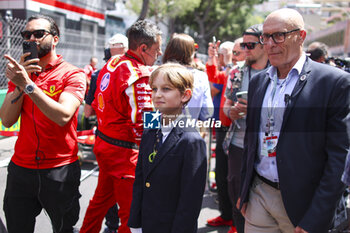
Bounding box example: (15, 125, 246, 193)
(145, 182, 150, 188)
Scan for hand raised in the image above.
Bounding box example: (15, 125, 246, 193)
(4, 54, 33, 88)
(20, 52, 42, 74)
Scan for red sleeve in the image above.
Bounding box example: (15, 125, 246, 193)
(205, 63, 227, 84)
(7, 81, 16, 93)
(63, 70, 87, 102)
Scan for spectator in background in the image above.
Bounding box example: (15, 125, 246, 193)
(239, 8, 349, 233)
(206, 39, 245, 231)
(218, 41, 235, 70)
(80, 20, 162, 233)
(162, 33, 213, 121)
(84, 57, 98, 97)
(232, 38, 245, 66)
(193, 42, 206, 72)
(0, 14, 86, 233)
(306, 41, 329, 63)
(223, 24, 269, 233)
(108, 33, 129, 56)
(210, 41, 235, 122)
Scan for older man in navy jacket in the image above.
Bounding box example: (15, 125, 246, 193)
(239, 8, 350, 233)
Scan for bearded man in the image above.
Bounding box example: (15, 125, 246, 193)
(0, 14, 86, 233)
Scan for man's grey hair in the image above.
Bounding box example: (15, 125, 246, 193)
(127, 20, 162, 50)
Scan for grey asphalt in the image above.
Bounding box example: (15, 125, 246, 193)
(0, 136, 230, 233)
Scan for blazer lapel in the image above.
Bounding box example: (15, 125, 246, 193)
(251, 74, 270, 133)
(280, 58, 311, 132)
(254, 74, 270, 109)
(146, 126, 183, 177)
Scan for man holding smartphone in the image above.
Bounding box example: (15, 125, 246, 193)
(0, 14, 86, 233)
(222, 24, 269, 233)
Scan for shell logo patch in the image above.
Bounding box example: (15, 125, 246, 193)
(100, 73, 110, 92)
(97, 93, 104, 111)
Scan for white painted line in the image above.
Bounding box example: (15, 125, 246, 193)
(0, 157, 11, 168)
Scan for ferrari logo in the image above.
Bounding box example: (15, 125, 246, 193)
(43, 85, 62, 97)
(50, 85, 55, 93)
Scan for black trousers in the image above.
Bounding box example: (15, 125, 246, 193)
(105, 204, 119, 230)
(4, 161, 81, 233)
(214, 126, 233, 220)
(228, 144, 245, 233)
(0, 217, 6, 233)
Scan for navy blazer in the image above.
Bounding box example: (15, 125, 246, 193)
(240, 57, 350, 233)
(128, 123, 207, 233)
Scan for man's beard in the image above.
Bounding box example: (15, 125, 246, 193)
(38, 42, 52, 58)
(245, 57, 257, 66)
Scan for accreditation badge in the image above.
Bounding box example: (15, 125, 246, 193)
(261, 135, 278, 157)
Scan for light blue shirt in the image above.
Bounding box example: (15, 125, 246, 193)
(184, 68, 213, 120)
(255, 53, 306, 182)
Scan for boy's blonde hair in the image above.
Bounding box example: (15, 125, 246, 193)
(150, 63, 194, 105)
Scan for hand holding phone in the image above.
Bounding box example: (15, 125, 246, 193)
(235, 91, 248, 104)
(23, 41, 38, 62)
(212, 36, 216, 45)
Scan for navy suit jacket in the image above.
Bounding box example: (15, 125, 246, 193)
(240, 57, 350, 233)
(128, 123, 207, 233)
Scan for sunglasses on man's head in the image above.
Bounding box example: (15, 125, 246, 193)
(240, 42, 260, 50)
(21, 29, 51, 40)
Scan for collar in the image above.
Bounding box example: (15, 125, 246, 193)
(161, 113, 185, 140)
(266, 53, 307, 80)
(32, 55, 63, 79)
(125, 50, 144, 64)
(45, 55, 64, 70)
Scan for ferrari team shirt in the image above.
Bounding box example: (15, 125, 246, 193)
(7, 55, 86, 169)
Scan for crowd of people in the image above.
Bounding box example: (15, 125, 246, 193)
(0, 7, 349, 233)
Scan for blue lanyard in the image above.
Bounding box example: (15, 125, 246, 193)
(266, 74, 291, 135)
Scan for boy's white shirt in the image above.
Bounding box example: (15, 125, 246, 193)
(161, 113, 185, 142)
(130, 228, 142, 233)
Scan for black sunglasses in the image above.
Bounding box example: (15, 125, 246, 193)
(240, 42, 260, 50)
(21, 29, 51, 40)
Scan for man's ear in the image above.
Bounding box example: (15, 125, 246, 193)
(182, 89, 192, 104)
(300, 30, 307, 41)
(140, 44, 148, 53)
(52, 35, 59, 46)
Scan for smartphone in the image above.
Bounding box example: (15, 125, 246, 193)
(212, 36, 216, 48)
(236, 91, 248, 102)
(23, 41, 38, 62)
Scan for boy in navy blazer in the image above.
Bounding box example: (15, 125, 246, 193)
(128, 63, 207, 233)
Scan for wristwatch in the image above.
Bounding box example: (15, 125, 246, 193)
(24, 81, 36, 94)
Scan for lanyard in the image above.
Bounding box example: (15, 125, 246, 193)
(149, 129, 162, 163)
(266, 74, 291, 135)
